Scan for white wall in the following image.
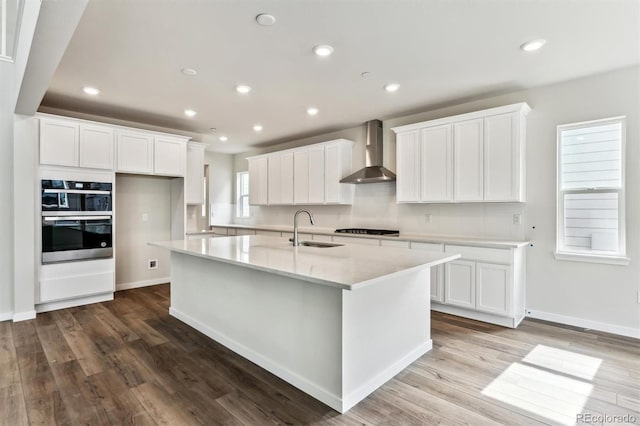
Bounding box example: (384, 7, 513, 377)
(231, 66, 640, 335)
(115, 175, 172, 289)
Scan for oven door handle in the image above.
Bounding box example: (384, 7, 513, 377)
(42, 189, 111, 195)
(43, 216, 112, 221)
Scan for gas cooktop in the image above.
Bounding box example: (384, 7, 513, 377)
(335, 228, 400, 236)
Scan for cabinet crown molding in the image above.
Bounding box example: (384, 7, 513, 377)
(245, 138, 354, 160)
(391, 102, 531, 134)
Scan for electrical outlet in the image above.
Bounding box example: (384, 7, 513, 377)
(142, 213, 149, 222)
(513, 214, 521, 225)
(425, 213, 431, 223)
(148, 259, 158, 269)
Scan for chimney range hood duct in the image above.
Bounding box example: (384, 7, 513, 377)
(340, 119, 396, 184)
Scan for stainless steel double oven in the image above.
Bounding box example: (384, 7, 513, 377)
(41, 180, 113, 264)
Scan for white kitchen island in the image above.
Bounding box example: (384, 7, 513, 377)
(149, 235, 459, 413)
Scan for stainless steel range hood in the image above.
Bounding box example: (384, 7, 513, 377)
(340, 119, 396, 184)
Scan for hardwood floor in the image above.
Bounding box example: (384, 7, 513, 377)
(1, 284, 638, 425)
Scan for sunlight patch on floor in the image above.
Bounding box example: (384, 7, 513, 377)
(482, 345, 603, 426)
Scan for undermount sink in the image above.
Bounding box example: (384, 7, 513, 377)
(288, 239, 344, 248)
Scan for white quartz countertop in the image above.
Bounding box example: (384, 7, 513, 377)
(150, 235, 460, 290)
(187, 223, 529, 249)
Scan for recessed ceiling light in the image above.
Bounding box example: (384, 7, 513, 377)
(361, 72, 371, 78)
(219, 136, 228, 142)
(83, 86, 100, 95)
(236, 85, 252, 94)
(384, 83, 400, 93)
(313, 45, 334, 57)
(181, 68, 197, 76)
(307, 107, 319, 116)
(184, 109, 197, 117)
(253, 124, 263, 132)
(520, 39, 546, 52)
(256, 13, 276, 26)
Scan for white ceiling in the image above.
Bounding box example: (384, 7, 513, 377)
(41, 0, 639, 153)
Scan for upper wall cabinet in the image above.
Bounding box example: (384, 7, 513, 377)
(40, 118, 114, 170)
(392, 103, 530, 203)
(186, 142, 206, 205)
(115, 130, 154, 174)
(247, 139, 353, 206)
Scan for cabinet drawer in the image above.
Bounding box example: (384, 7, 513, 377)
(333, 236, 380, 246)
(380, 239, 409, 248)
(39, 259, 114, 303)
(210, 227, 228, 235)
(445, 244, 511, 264)
(410, 242, 444, 252)
(236, 229, 256, 236)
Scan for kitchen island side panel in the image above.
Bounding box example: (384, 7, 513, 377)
(168, 251, 344, 408)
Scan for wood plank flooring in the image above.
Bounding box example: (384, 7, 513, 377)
(1, 284, 638, 425)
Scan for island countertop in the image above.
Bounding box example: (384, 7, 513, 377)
(150, 235, 460, 290)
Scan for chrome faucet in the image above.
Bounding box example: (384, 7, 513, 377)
(293, 209, 315, 246)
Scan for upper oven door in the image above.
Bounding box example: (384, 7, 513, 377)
(42, 188, 112, 212)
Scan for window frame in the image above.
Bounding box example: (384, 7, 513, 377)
(236, 171, 250, 218)
(555, 116, 629, 265)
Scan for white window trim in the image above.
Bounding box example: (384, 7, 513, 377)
(555, 116, 627, 265)
(236, 171, 249, 218)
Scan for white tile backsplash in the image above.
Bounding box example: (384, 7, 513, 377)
(235, 182, 526, 240)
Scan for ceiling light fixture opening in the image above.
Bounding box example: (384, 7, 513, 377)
(253, 124, 263, 132)
(83, 86, 100, 95)
(520, 38, 546, 52)
(236, 85, 252, 94)
(256, 13, 276, 26)
(181, 68, 197, 76)
(184, 109, 197, 117)
(384, 83, 400, 93)
(307, 107, 319, 116)
(313, 45, 334, 57)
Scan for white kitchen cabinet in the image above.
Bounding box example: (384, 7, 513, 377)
(307, 146, 325, 204)
(79, 124, 114, 170)
(39, 258, 114, 303)
(453, 119, 484, 201)
(154, 137, 186, 176)
(392, 103, 530, 204)
(293, 149, 310, 204)
(445, 260, 476, 309)
(476, 262, 511, 316)
(248, 156, 268, 205)
(268, 152, 294, 205)
(411, 242, 445, 303)
(484, 112, 522, 201)
(40, 118, 79, 167)
(116, 131, 154, 174)
(396, 130, 421, 202)
(186, 142, 206, 205)
(236, 229, 256, 236)
(421, 125, 453, 202)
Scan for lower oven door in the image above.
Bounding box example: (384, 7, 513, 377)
(42, 215, 113, 264)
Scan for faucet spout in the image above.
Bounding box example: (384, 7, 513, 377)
(293, 210, 315, 246)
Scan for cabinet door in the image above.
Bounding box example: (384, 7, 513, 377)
(421, 125, 453, 202)
(248, 157, 268, 205)
(40, 119, 79, 166)
(411, 242, 445, 303)
(280, 152, 294, 204)
(484, 112, 520, 201)
(324, 143, 341, 203)
(154, 138, 185, 176)
(476, 262, 511, 316)
(396, 131, 421, 202)
(308, 146, 325, 204)
(453, 119, 483, 201)
(267, 155, 282, 205)
(79, 124, 114, 170)
(445, 260, 476, 308)
(293, 150, 309, 204)
(186, 143, 205, 205)
(116, 131, 154, 174)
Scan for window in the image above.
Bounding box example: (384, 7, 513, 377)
(201, 164, 209, 220)
(556, 117, 628, 265)
(236, 171, 249, 218)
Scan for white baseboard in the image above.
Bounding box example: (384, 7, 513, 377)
(36, 293, 113, 314)
(526, 309, 640, 339)
(13, 310, 36, 322)
(0, 311, 14, 322)
(432, 303, 518, 328)
(170, 307, 343, 412)
(116, 277, 170, 291)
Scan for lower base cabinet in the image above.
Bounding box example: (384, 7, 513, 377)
(444, 260, 476, 309)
